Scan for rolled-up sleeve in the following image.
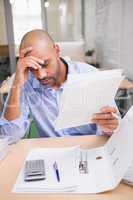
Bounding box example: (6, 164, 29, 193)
(0, 85, 30, 144)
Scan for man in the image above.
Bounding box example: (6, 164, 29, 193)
(0, 29, 119, 143)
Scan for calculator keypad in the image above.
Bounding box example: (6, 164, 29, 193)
(24, 159, 46, 181)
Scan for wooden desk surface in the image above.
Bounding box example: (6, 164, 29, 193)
(120, 79, 133, 89)
(0, 135, 133, 200)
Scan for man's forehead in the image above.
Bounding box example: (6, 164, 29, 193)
(24, 47, 49, 59)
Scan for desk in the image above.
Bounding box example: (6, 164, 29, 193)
(0, 135, 133, 200)
(119, 79, 133, 90)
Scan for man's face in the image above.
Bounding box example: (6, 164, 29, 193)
(28, 45, 61, 87)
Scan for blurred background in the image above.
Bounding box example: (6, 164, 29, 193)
(0, 0, 133, 116)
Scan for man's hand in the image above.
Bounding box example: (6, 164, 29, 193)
(4, 47, 45, 121)
(91, 106, 119, 135)
(14, 47, 44, 86)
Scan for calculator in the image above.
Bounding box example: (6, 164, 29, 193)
(24, 159, 46, 181)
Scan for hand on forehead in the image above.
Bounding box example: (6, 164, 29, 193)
(20, 29, 54, 54)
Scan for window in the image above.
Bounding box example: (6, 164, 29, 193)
(11, 0, 42, 45)
(41, 0, 83, 41)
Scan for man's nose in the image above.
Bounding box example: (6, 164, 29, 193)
(37, 68, 47, 80)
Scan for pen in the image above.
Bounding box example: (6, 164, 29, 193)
(53, 161, 60, 182)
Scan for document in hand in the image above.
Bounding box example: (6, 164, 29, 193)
(13, 106, 133, 193)
(55, 69, 123, 129)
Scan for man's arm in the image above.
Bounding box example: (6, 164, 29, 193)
(4, 47, 44, 121)
(0, 47, 44, 143)
(4, 81, 22, 120)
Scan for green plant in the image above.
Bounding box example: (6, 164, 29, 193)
(85, 49, 95, 56)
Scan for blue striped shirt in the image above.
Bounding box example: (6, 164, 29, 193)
(0, 59, 102, 143)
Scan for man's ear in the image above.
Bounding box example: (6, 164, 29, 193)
(54, 44, 61, 57)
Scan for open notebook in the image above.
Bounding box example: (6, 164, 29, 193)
(13, 106, 133, 193)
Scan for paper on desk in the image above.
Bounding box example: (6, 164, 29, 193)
(105, 106, 133, 187)
(121, 106, 133, 186)
(12, 106, 133, 194)
(55, 69, 123, 129)
(75, 106, 133, 193)
(12, 146, 79, 193)
(123, 162, 133, 186)
(75, 146, 115, 193)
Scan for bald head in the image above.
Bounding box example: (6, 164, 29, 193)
(20, 29, 54, 51)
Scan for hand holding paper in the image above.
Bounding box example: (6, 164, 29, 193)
(55, 69, 123, 129)
(91, 106, 119, 133)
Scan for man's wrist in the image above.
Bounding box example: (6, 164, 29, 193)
(102, 130, 113, 136)
(13, 79, 24, 88)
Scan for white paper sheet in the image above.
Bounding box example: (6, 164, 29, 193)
(13, 146, 79, 193)
(75, 106, 133, 193)
(75, 147, 115, 193)
(105, 106, 133, 187)
(123, 162, 133, 186)
(121, 107, 133, 185)
(55, 69, 123, 129)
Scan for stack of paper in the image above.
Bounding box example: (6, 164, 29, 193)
(55, 69, 123, 129)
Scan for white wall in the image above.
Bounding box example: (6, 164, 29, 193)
(84, 0, 133, 80)
(84, 0, 96, 50)
(95, 0, 122, 69)
(120, 0, 133, 81)
(46, 0, 83, 42)
(0, 0, 8, 45)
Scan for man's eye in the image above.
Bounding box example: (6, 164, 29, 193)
(30, 68, 35, 72)
(41, 63, 48, 68)
(41, 61, 49, 68)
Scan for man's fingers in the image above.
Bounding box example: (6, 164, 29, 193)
(19, 47, 33, 58)
(100, 106, 117, 113)
(92, 113, 115, 120)
(100, 124, 117, 131)
(91, 106, 119, 133)
(28, 56, 44, 64)
(24, 60, 42, 70)
(92, 119, 118, 126)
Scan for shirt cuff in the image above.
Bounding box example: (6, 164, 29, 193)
(0, 115, 28, 128)
(96, 125, 114, 136)
(96, 125, 103, 135)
